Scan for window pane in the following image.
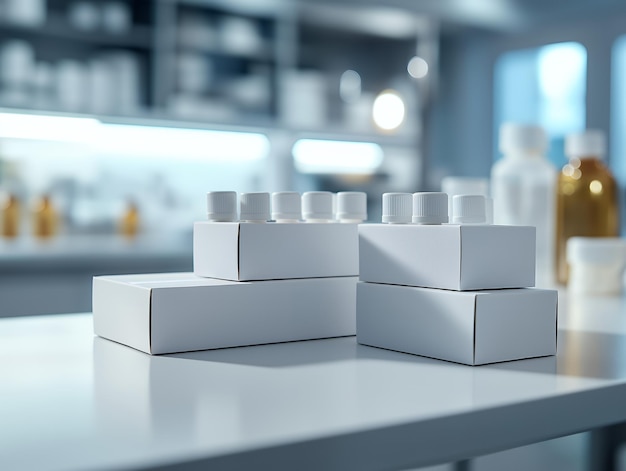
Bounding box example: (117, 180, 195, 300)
(494, 42, 587, 167)
(611, 35, 626, 184)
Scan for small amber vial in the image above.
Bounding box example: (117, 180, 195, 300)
(33, 195, 59, 239)
(2, 193, 20, 238)
(555, 131, 619, 284)
(120, 201, 139, 238)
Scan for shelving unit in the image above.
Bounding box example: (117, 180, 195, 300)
(0, 0, 425, 142)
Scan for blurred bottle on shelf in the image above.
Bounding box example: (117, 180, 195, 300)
(280, 70, 327, 129)
(33, 62, 55, 109)
(56, 59, 88, 112)
(102, 2, 131, 34)
(218, 16, 262, 55)
(119, 199, 139, 238)
(0, 152, 26, 239)
(0, 40, 35, 107)
(2, 193, 20, 238)
(491, 123, 556, 285)
(69, 2, 100, 31)
(3, 0, 46, 26)
(33, 194, 59, 239)
(555, 130, 620, 284)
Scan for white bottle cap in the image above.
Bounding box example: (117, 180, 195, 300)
(452, 195, 486, 224)
(240, 192, 270, 222)
(382, 193, 412, 224)
(567, 237, 626, 265)
(499, 123, 547, 154)
(565, 130, 606, 159)
(271, 192, 301, 221)
(206, 191, 237, 221)
(484, 196, 494, 224)
(412, 192, 448, 224)
(441, 177, 489, 216)
(302, 191, 333, 221)
(336, 192, 367, 222)
(567, 237, 626, 295)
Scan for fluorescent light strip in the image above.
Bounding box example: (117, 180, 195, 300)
(0, 112, 100, 143)
(0, 112, 270, 162)
(97, 124, 269, 161)
(293, 139, 384, 174)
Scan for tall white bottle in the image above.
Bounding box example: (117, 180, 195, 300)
(491, 123, 557, 285)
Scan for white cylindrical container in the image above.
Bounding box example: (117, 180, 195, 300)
(271, 191, 301, 223)
(0, 40, 35, 86)
(382, 193, 411, 224)
(336, 192, 367, 223)
(567, 237, 626, 295)
(302, 191, 333, 222)
(69, 2, 100, 31)
(452, 195, 486, 225)
(240, 192, 270, 222)
(57, 59, 89, 112)
(207, 191, 237, 222)
(102, 2, 131, 34)
(492, 123, 556, 285)
(412, 192, 448, 224)
(441, 177, 489, 217)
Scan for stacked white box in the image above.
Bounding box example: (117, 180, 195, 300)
(93, 273, 356, 355)
(356, 193, 558, 366)
(359, 224, 535, 290)
(93, 191, 364, 355)
(193, 222, 358, 281)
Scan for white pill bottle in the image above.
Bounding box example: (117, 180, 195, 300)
(491, 123, 557, 286)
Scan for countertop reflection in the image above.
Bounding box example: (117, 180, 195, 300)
(3, 292, 626, 470)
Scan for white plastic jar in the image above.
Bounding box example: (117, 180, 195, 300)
(566, 237, 626, 295)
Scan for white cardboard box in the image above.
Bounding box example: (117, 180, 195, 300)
(93, 272, 357, 355)
(359, 224, 535, 291)
(194, 222, 358, 281)
(357, 282, 557, 366)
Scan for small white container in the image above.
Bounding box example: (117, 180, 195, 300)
(412, 192, 448, 225)
(240, 192, 270, 223)
(69, 2, 100, 31)
(567, 237, 626, 295)
(452, 195, 487, 225)
(441, 176, 489, 217)
(336, 192, 367, 223)
(302, 191, 333, 223)
(492, 123, 556, 285)
(206, 191, 237, 222)
(271, 192, 301, 223)
(102, 2, 131, 34)
(382, 193, 411, 224)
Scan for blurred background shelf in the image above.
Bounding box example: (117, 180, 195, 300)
(0, 17, 152, 48)
(0, 0, 423, 134)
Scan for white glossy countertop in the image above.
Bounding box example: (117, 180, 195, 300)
(2, 293, 626, 470)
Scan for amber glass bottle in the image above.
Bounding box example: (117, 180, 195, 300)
(119, 201, 139, 239)
(33, 195, 59, 239)
(555, 130, 619, 284)
(119, 200, 139, 238)
(2, 193, 20, 238)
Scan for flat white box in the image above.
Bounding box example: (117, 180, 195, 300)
(359, 224, 535, 291)
(357, 282, 557, 366)
(93, 272, 357, 355)
(194, 222, 358, 281)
